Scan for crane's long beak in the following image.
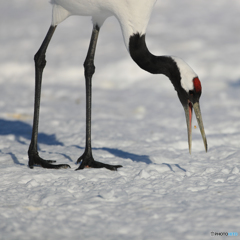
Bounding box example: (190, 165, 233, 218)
(193, 102, 208, 152)
(184, 101, 208, 154)
(184, 101, 193, 153)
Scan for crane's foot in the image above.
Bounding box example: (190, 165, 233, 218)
(76, 152, 122, 171)
(28, 152, 71, 169)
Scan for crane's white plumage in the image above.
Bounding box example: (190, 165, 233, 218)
(51, 0, 157, 48)
(172, 57, 197, 92)
(51, 0, 197, 93)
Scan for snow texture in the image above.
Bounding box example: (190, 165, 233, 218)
(1, 1, 240, 239)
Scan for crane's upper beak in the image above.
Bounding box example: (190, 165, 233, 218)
(184, 101, 208, 153)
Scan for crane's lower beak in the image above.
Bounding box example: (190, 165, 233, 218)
(184, 101, 208, 153)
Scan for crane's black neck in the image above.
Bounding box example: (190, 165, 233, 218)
(129, 33, 181, 86)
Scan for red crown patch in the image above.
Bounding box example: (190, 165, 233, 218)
(193, 77, 202, 93)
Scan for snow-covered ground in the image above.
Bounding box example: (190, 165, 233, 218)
(1, 1, 240, 239)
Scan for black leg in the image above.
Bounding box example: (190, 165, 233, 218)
(76, 25, 122, 171)
(28, 25, 70, 169)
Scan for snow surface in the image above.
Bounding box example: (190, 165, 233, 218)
(1, 1, 240, 239)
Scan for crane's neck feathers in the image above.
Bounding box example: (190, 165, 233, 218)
(129, 33, 181, 86)
(129, 33, 197, 93)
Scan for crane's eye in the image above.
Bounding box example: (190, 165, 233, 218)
(189, 90, 194, 95)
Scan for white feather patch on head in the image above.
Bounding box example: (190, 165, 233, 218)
(172, 57, 197, 92)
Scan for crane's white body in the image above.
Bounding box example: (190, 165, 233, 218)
(51, 0, 198, 91)
(51, 0, 157, 48)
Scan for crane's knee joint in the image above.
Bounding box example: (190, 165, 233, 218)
(34, 51, 46, 69)
(84, 61, 95, 77)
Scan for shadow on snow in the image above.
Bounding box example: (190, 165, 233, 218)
(0, 119, 152, 166)
(162, 163, 186, 172)
(101, 147, 152, 164)
(0, 119, 63, 146)
(73, 146, 152, 165)
(0, 119, 187, 170)
(229, 78, 240, 88)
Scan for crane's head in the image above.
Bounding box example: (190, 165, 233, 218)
(171, 57, 208, 154)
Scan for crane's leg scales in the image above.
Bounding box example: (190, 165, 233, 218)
(76, 25, 122, 171)
(28, 25, 70, 169)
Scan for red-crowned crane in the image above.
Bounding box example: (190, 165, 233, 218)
(28, 0, 208, 170)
